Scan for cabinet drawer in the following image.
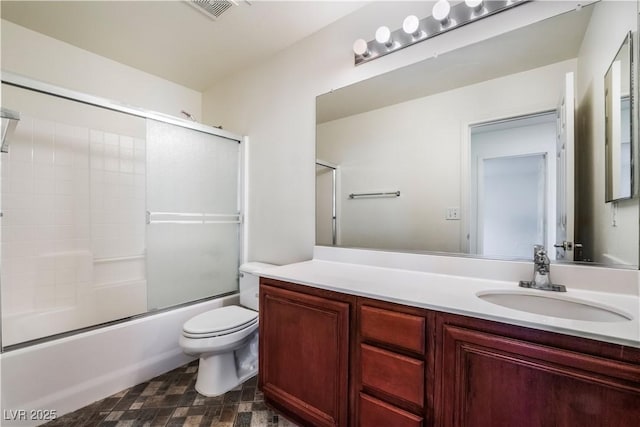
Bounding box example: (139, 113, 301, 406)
(360, 305, 425, 355)
(359, 393, 423, 427)
(361, 344, 425, 408)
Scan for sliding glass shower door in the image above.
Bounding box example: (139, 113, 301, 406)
(0, 76, 243, 349)
(146, 120, 240, 310)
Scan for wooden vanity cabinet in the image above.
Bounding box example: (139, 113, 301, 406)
(435, 313, 640, 427)
(259, 278, 640, 427)
(259, 278, 355, 427)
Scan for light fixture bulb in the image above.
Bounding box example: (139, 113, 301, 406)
(465, 0, 483, 8)
(402, 15, 420, 35)
(353, 39, 369, 56)
(375, 26, 392, 46)
(432, 0, 451, 22)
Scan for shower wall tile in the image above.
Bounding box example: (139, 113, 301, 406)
(34, 163, 55, 183)
(90, 130, 145, 263)
(2, 114, 147, 317)
(10, 139, 33, 164)
(32, 120, 55, 165)
(12, 282, 36, 312)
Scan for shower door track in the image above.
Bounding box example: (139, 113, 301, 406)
(1, 291, 238, 353)
(1, 71, 242, 142)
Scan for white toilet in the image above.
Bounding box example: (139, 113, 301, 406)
(179, 262, 276, 397)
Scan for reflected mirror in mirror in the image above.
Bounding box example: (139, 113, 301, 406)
(316, 1, 639, 268)
(605, 31, 634, 202)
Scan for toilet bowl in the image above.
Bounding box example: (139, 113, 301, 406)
(179, 262, 275, 397)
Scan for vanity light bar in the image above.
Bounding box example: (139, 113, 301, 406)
(353, 0, 529, 65)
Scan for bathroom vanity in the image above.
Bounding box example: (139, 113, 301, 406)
(258, 260, 640, 427)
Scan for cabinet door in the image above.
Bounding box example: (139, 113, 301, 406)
(260, 284, 350, 427)
(440, 324, 640, 427)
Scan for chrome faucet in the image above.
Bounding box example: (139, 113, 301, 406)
(519, 245, 566, 292)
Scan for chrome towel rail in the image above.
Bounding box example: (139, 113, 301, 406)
(348, 191, 400, 199)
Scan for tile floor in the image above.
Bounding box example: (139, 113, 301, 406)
(42, 360, 298, 427)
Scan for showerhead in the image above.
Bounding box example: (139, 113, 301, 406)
(181, 110, 197, 122)
(1, 108, 20, 154)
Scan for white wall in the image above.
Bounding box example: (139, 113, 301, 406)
(1, 20, 202, 119)
(575, 1, 639, 265)
(316, 60, 574, 253)
(202, 0, 583, 265)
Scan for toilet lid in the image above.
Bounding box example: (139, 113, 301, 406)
(183, 306, 258, 335)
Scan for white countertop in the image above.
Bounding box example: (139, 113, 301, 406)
(260, 259, 640, 348)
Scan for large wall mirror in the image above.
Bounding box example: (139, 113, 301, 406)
(605, 31, 634, 202)
(316, 1, 639, 268)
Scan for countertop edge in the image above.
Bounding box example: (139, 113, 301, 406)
(259, 261, 640, 349)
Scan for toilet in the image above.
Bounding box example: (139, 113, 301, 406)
(179, 262, 276, 397)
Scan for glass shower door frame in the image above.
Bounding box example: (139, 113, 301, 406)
(0, 72, 244, 351)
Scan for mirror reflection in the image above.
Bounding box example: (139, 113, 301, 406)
(605, 31, 633, 202)
(316, 1, 639, 267)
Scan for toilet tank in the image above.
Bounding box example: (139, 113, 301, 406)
(239, 262, 277, 311)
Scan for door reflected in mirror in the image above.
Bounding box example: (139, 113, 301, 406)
(469, 113, 555, 260)
(605, 31, 633, 202)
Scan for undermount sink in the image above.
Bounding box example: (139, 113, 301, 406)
(476, 290, 633, 322)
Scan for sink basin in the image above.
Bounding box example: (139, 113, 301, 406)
(476, 290, 633, 322)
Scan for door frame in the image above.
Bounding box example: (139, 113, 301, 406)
(316, 159, 339, 245)
(460, 109, 557, 255)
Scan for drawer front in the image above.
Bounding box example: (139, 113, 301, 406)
(360, 305, 425, 355)
(359, 393, 423, 427)
(361, 344, 425, 408)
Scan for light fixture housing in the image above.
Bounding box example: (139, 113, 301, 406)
(352, 0, 529, 66)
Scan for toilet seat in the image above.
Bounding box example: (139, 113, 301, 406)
(182, 306, 258, 339)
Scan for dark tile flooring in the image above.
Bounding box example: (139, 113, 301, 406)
(42, 360, 298, 427)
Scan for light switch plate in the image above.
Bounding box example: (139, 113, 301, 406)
(446, 207, 460, 220)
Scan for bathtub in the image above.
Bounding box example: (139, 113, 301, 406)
(0, 293, 238, 427)
(2, 279, 147, 347)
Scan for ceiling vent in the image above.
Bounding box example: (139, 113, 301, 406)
(186, 0, 245, 20)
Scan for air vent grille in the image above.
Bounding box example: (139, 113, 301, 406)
(188, 0, 237, 20)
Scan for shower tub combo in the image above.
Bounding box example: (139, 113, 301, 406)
(0, 73, 246, 423)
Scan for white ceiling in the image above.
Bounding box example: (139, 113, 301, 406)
(1, 0, 367, 91)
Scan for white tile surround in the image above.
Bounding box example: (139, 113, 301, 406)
(0, 114, 147, 345)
